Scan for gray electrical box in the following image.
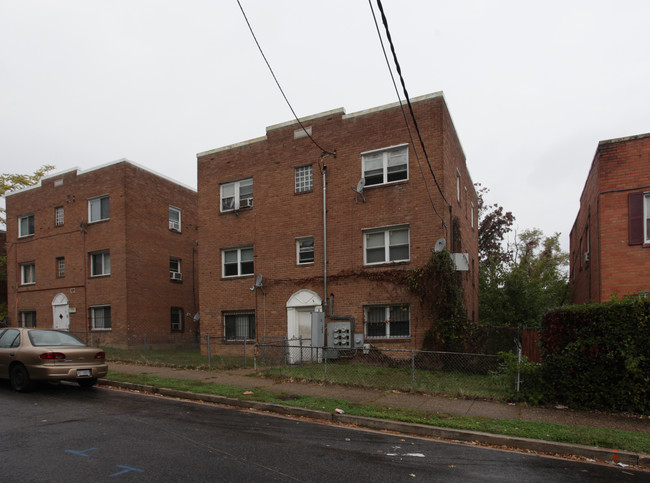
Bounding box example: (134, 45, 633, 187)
(327, 321, 353, 348)
(353, 333, 364, 348)
(311, 312, 325, 347)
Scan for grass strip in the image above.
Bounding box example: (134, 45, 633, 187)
(106, 370, 650, 455)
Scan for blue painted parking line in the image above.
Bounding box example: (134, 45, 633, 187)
(109, 465, 144, 477)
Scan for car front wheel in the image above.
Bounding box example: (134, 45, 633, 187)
(10, 364, 33, 392)
(77, 378, 97, 388)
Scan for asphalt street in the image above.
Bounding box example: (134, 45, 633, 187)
(0, 381, 646, 482)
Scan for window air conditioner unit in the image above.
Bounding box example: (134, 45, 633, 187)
(169, 220, 181, 232)
(170, 271, 182, 281)
(239, 198, 253, 209)
(584, 252, 590, 263)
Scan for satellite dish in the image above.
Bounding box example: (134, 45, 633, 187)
(351, 177, 366, 203)
(433, 238, 446, 252)
(193, 312, 200, 323)
(255, 274, 263, 288)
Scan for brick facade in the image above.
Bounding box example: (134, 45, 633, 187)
(570, 133, 650, 303)
(197, 93, 478, 355)
(5, 160, 199, 347)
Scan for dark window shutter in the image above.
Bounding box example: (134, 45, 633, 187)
(629, 192, 644, 245)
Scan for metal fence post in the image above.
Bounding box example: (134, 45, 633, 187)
(243, 337, 247, 368)
(324, 347, 327, 381)
(515, 338, 522, 392)
(144, 334, 147, 359)
(254, 343, 257, 373)
(411, 350, 416, 392)
(207, 334, 212, 370)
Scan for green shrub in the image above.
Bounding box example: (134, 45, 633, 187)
(493, 351, 546, 404)
(540, 299, 650, 413)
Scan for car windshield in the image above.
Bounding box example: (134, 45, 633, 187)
(28, 330, 86, 347)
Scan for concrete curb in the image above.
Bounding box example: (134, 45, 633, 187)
(99, 379, 649, 469)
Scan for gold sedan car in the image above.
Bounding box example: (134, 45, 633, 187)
(0, 328, 108, 391)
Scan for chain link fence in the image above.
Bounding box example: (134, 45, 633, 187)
(254, 340, 512, 400)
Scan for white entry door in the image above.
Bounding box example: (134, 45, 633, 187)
(286, 289, 322, 364)
(52, 293, 70, 331)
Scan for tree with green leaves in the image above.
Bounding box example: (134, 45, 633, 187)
(476, 183, 569, 329)
(1, 164, 55, 227)
(0, 165, 55, 320)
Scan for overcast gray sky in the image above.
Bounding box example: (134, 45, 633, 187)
(2, 1, 649, 250)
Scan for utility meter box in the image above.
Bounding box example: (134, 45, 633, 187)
(311, 312, 325, 347)
(327, 321, 353, 348)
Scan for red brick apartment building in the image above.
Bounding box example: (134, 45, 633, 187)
(570, 133, 650, 303)
(197, 92, 478, 356)
(5, 160, 199, 347)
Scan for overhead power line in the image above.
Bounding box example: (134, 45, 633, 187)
(372, 0, 451, 210)
(236, 0, 336, 158)
(367, 0, 445, 227)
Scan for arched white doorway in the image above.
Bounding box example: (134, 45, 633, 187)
(286, 289, 322, 363)
(52, 293, 70, 331)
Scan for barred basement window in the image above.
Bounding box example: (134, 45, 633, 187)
(364, 304, 410, 339)
(224, 311, 255, 340)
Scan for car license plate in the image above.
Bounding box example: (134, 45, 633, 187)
(77, 369, 92, 377)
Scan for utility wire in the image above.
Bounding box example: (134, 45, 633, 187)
(368, 0, 445, 228)
(374, 0, 450, 208)
(236, 0, 336, 157)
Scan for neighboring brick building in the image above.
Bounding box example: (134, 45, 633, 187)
(5, 160, 199, 347)
(570, 133, 650, 304)
(197, 92, 478, 356)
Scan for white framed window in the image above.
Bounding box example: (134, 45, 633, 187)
(18, 214, 34, 238)
(20, 311, 36, 328)
(90, 305, 111, 330)
(171, 307, 184, 332)
(221, 178, 253, 212)
(364, 226, 410, 265)
(56, 257, 65, 278)
(21, 262, 35, 285)
(296, 237, 314, 264)
(222, 246, 254, 277)
(169, 206, 181, 232)
(89, 195, 110, 223)
(364, 304, 410, 339)
(90, 251, 110, 276)
(170, 257, 182, 281)
(645, 193, 650, 244)
(362, 145, 408, 187)
(471, 202, 475, 229)
(55, 206, 64, 226)
(295, 165, 313, 193)
(224, 311, 255, 340)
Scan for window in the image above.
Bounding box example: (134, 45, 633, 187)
(0, 329, 20, 348)
(224, 311, 255, 340)
(90, 251, 110, 276)
(20, 311, 36, 328)
(56, 257, 65, 278)
(364, 226, 409, 265)
(171, 307, 184, 332)
(90, 305, 111, 330)
(19, 214, 34, 237)
(295, 165, 313, 193)
(169, 206, 181, 232)
(364, 304, 410, 338)
(362, 145, 408, 187)
(646, 194, 650, 244)
(21, 262, 35, 285)
(88, 195, 110, 222)
(55, 206, 64, 226)
(221, 178, 253, 212)
(296, 237, 314, 264)
(471, 202, 475, 229)
(222, 247, 254, 277)
(456, 169, 461, 203)
(170, 257, 182, 281)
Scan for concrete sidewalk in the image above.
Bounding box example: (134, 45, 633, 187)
(103, 362, 650, 468)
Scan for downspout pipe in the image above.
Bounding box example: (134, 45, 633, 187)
(322, 164, 328, 312)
